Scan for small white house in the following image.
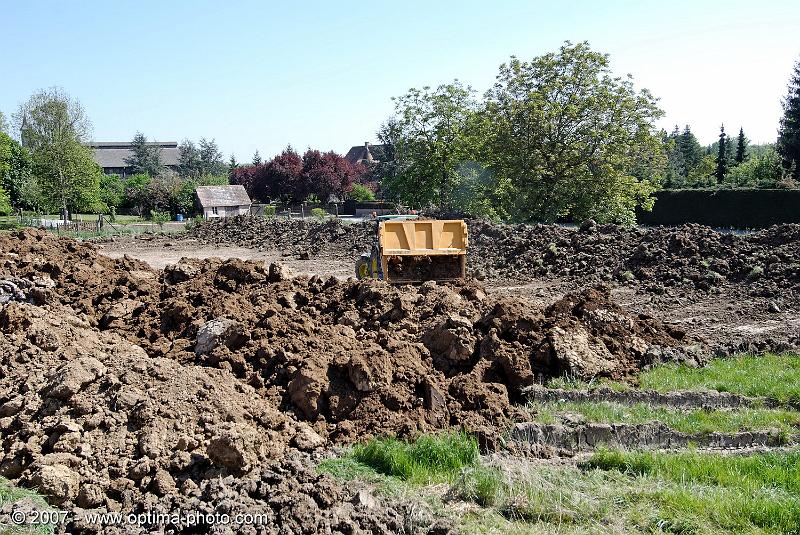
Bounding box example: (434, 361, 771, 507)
(196, 185, 252, 219)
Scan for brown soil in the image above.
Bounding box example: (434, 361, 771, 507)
(101, 218, 800, 354)
(0, 229, 701, 533)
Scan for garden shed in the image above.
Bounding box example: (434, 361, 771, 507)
(195, 185, 252, 218)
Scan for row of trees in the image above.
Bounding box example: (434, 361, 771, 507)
(376, 42, 664, 224)
(662, 124, 790, 189)
(230, 147, 374, 204)
(0, 88, 105, 216)
(98, 133, 230, 216)
(374, 44, 800, 223)
(0, 86, 235, 218)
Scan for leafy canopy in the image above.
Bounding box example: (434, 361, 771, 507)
(484, 42, 665, 224)
(13, 87, 102, 213)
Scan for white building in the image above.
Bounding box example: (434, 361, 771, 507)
(195, 185, 252, 218)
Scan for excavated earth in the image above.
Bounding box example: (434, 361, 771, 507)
(0, 229, 704, 533)
(178, 217, 800, 353)
(185, 217, 800, 304)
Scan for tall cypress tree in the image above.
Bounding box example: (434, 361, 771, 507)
(777, 59, 800, 180)
(735, 127, 748, 165)
(714, 125, 728, 183)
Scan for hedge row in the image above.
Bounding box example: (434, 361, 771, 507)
(638, 189, 800, 228)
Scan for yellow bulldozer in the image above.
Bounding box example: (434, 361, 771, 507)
(355, 216, 468, 283)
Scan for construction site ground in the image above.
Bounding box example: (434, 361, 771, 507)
(1, 218, 798, 534)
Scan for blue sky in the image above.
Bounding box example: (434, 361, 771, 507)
(1, 0, 798, 161)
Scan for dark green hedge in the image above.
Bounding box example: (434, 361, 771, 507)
(637, 189, 800, 228)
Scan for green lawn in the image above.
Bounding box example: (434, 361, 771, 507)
(320, 431, 479, 485)
(529, 399, 800, 434)
(454, 449, 800, 534)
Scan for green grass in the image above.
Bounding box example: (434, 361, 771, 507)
(32, 213, 143, 224)
(0, 477, 56, 534)
(320, 433, 800, 534)
(530, 400, 800, 434)
(452, 450, 800, 534)
(641, 353, 800, 405)
(351, 431, 479, 484)
(586, 448, 800, 494)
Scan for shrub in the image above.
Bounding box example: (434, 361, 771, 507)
(149, 210, 170, 229)
(349, 183, 376, 202)
(310, 207, 326, 220)
(262, 205, 276, 218)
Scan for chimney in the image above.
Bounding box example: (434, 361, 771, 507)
(365, 141, 370, 148)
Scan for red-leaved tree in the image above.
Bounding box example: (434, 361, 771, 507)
(231, 147, 365, 203)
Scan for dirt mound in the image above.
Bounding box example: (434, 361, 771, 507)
(1, 229, 701, 442)
(186, 217, 800, 302)
(0, 229, 702, 531)
(0, 299, 447, 534)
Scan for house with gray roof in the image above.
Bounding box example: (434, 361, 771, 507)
(89, 141, 180, 177)
(195, 185, 252, 218)
(344, 142, 390, 165)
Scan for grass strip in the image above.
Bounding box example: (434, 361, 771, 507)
(531, 399, 800, 434)
(640, 353, 800, 404)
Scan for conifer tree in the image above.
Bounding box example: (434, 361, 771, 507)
(777, 59, 800, 180)
(714, 125, 728, 183)
(252, 150, 262, 166)
(735, 127, 748, 165)
(678, 125, 702, 176)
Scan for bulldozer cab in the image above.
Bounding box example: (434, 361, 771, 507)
(378, 219, 467, 283)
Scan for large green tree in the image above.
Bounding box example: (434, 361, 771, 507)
(382, 81, 485, 211)
(777, 59, 800, 180)
(484, 42, 664, 224)
(124, 132, 164, 176)
(177, 140, 202, 178)
(13, 88, 103, 213)
(178, 138, 226, 178)
(199, 138, 227, 176)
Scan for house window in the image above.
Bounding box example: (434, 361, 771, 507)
(212, 207, 218, 215)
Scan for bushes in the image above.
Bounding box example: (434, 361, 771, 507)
(0, 186, 11, 216)
(149, 210, 170, 229)
(349, 183, 375, 202)
(310, 207, 326, 220)
(638, 189, 800, 227)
